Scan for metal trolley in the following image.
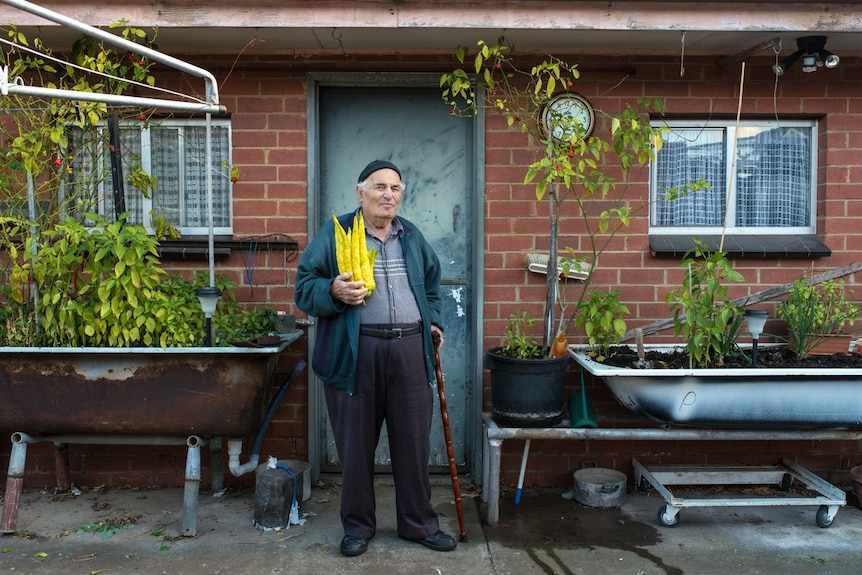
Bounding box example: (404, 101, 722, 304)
(633, 457, 846, 528)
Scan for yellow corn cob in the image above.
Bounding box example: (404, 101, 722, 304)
(358, 211, 376, 296)
(365, 247, 378, 296)
(332, 214, 350, 275)
(351, 212, 363, 285)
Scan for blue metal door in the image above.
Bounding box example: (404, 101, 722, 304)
(312, 82, 477, 473)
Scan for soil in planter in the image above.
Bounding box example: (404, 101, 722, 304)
(600, 345, 862, 370)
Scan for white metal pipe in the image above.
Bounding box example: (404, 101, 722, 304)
(227, 438, 260, 477)
(0, 0, 220, 106)
(11, 432, 191, 446)
(1, 84, 225, 114)
(205, 113, 215, 287)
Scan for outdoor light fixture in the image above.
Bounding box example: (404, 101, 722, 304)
(820, 49, 840, 68)
(196, 286, 222, 346)
(773, 35, 839, 76)
(744, 309, 769, 366)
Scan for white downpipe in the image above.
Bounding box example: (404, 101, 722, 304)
(227, 439, 259, 477)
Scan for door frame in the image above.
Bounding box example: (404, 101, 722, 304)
(305, 71, 486, 481)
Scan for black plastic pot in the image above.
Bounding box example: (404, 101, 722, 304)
(484, 347, 570, 427)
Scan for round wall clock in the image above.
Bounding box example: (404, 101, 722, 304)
(541, 93, 595, 141)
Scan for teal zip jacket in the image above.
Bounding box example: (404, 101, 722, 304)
(294, 211, 443, 394)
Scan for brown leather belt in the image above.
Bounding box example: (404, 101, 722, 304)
(359, 324, 422, 339)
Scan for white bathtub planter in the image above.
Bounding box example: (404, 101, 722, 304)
(568, 344, 862, 429)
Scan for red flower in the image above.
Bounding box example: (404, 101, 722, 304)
(53, 157, 62, 167)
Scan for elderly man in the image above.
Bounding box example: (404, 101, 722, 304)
(294, 160, 457, 557)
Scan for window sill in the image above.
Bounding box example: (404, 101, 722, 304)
(649, 235, 831, 259)
(157, 236, 299, 261)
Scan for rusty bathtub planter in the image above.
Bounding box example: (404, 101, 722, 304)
(569, 344, 862, 429)
(0, 341, 294, 437)
(0, 336, 300, 537)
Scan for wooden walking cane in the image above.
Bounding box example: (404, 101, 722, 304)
(432, 333, 467, 542)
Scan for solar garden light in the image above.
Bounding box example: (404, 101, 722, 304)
(196, 286, 222, 346)
(744, 309, 769, 366)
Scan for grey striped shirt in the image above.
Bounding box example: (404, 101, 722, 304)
(360, 217, 421, 325)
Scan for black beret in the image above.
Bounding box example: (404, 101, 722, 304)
(358, 160, 401, 183)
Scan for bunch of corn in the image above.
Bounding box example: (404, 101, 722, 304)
(333, 212, 378, 297)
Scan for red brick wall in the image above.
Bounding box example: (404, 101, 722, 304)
(3, 53, 861, 492)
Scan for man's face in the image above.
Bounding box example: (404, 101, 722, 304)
(357, 168, 402, 225)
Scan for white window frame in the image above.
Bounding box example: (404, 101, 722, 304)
(649, 119, 818, 236)
(66, 117, 234, 236)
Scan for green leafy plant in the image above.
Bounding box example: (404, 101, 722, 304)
(0, 216, 37, 346)
(573, 288, 630, 359)
(499, 311, 543, 359)
(192, 271, 281, 344)
(776, 278, 858, 360)
(441, 38, 699, 357)
(665, 238, 746, 368)
(8, 213, 204, 347)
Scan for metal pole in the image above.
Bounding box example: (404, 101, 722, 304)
(182, 435, 208, 537)
(0, 84, 224, 114)
(0, 440, 27, 533)
(205, 113, 215, 287)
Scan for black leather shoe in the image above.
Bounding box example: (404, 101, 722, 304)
(406, 530, 457, 552)
(340, 535, 369, 557)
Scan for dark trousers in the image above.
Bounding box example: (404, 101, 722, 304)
(324, 331, 439, 540)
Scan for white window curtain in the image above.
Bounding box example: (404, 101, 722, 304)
(654, 129, 726, 226)
(735, 127, 810, 227)
(651, 121, 815, 234)
(67, 119, 232, 235)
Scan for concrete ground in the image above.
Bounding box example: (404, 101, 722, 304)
(2, 474, 862, 575)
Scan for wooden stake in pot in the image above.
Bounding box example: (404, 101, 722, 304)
(432, 333, 467, 542)
(632, 328, 652, 369)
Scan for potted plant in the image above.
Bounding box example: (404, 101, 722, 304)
(441, 39, 675, 426)
(483, 312, 571, 426)
(776, 277, 858, 359)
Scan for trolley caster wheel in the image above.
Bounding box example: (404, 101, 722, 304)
(657, 504, 679, 527)
(779, 473, 793, 491)
(816, 505, 835, 528)
(638, 477, 650, 492)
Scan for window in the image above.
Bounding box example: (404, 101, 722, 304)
(650, 119, 817, 236)
(66, 117, 233, 236)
